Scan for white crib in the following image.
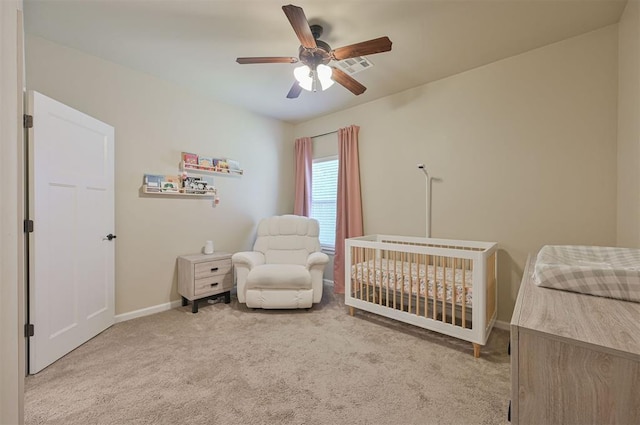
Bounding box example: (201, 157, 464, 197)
(345, 235, 498, 357)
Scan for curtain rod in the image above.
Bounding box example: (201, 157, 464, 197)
(310, 130, 338, 139)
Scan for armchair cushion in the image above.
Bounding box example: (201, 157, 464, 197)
(246, 264, 311, 290)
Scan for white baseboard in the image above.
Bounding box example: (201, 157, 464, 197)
(494, 319, 510, 331)
(114, 300, 182, 323)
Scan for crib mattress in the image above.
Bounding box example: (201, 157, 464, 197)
(351, 259, 473, 306)
(534, 245, 640, 303)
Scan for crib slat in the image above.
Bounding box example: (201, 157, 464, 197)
(385, 251, 390, 308)
(462, 258, 467, 328)
(378, 251, 382, 306)
(432, 256, 437, 320)
(408, 254, 413, 313)
(424, 254, 429, 318)
(419, 253, 422, 315)
(400, 251, 405, 312)
(393, 251, 398, 309)
(452, 258, 457, 326)
(366, 247, 370, 302)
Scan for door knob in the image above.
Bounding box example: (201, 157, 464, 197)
(104, 233, 117, 241)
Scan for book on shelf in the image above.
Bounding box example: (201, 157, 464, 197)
(182, 152, 199, 167)
(161, 175, 182, 192)
(198, 156, 213, 169)
(226, 159, 242, 174)
(144, 174, 164, 192)
(184, 176, 208, 194)
(161, 181, 180, 192)
(217, 159, 230, 173)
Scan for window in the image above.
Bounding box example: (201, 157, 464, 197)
(311, 156, 338, 251)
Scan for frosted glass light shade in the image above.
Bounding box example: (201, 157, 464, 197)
(294, 64, 334, 92)
(317, 64, 334, 90)
(294, 65, 313, 91)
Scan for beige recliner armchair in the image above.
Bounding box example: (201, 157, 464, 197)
(232, 215, 329, 309)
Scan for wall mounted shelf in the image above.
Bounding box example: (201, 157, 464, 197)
(140, 185, 217, 198)
(179, 161, 243, 176)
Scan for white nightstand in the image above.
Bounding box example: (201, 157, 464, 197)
(177, 252, 233, 313)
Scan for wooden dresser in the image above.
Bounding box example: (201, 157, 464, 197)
(510, 255, 640, 424)
(178, 252, 233, 313)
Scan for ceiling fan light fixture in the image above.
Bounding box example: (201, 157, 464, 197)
(294, 64, 334, 93)
(317, 64, 334, 91)
(294, 65, 313, 91)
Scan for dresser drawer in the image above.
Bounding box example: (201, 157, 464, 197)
(194, 259, 232, 279)
(194, 274, 233, 297)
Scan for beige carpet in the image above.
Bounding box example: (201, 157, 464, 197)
(25, 286, 511, 425)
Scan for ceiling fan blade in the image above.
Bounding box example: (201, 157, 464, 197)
(282, 5, 317, 49)
(286, 82, 303, 99)
(331, 67, 366, 95)
(332, 36, 392, 60)
(236, 57, 298, 64)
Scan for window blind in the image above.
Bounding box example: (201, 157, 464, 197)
(311, 158, 338, 249)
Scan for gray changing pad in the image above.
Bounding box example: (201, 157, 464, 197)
(534, 245, 640, 303)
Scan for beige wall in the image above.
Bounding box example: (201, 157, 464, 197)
(1, 1, 24, 423)
(25, 35, 294, 315)
(617, 1, 640, 248)
(294, 26, 619, 323)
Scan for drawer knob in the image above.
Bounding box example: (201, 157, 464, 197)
(210, 282, 219, 287)
(211, 267, 219, 272)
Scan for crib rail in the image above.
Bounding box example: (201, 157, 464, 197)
(350, 247, 473, 327)
(345, 235, 498, 352)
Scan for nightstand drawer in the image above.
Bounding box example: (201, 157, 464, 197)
(194, 259, 232, 279)
(194, 274, 233, 297)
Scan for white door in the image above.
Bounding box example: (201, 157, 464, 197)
(28, 91, 115, 374)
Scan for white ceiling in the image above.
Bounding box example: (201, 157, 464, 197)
(24, 0, 627, 124)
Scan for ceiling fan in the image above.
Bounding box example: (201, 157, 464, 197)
(236, 4, 392, 99)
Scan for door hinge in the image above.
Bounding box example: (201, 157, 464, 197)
(24, 324, 34, 337)
(23, 114, 33, 129)
(24, 219, 34, 233)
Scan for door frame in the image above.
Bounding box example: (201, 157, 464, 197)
(0, 1, 25, 424)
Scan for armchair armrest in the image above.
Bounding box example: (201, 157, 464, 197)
(306, 251, 329, 268)
(231, 251, 265, 269)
